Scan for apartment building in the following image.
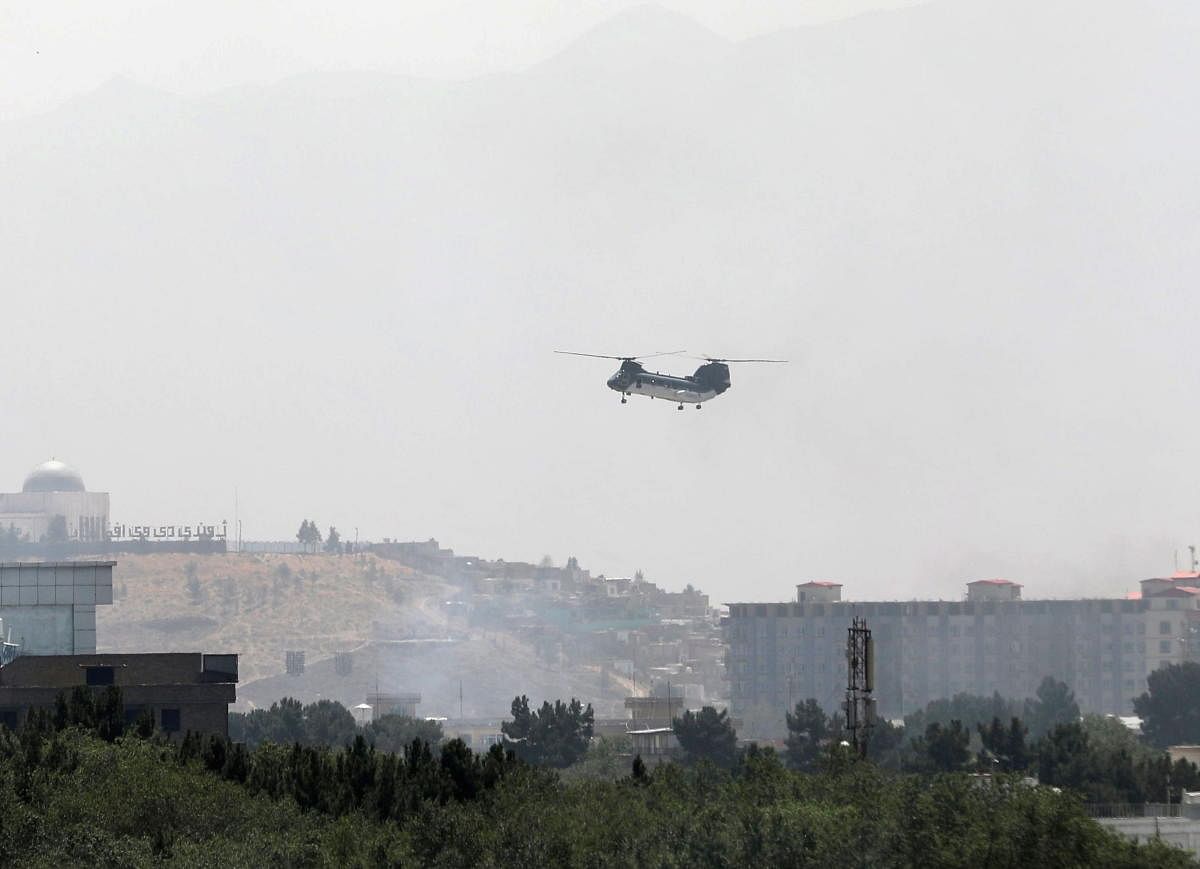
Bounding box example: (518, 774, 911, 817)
(725, 575, 1200, 719)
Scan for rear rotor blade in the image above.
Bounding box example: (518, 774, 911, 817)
(691, 355, 788, 363)
(716, 357, 788, 363)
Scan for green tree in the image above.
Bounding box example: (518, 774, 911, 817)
(673, 706, 737, 768)
(1133, 661, 1200, 748)
(295, 520, 322, 553)
(909, 720, 971, 772)
(304, 699, 357, 747)
(560, 734, 633, 782)
(904, 690, 1018, 736)
(501, 695, 594, 767)
(230, 697, 306, 747)
(784, 698, 829, 771)
(363, 715, 443, 754)
(324, 527, 342, 554)
(866, 717, 907, 769)
(978, 716, 1030, 772)
(1024, 677, 1080, 739)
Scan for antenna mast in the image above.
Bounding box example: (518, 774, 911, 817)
(845, 617, 875, 759)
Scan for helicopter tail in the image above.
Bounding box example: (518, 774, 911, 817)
(693, 361, 732, 394)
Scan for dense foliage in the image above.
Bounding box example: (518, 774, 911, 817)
(0, 687, 1196, 865)
(673, 706, 738, 768)
(786, 690, 1200, 803)
(229, 697, 442, 752)
(1134, 661, 1200, 748)
(500, 695, 594, 767)
(0, 711, 1191, 868)
(901, 677, 1080, 741)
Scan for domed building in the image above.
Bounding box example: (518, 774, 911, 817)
(0, 459, 110, 543)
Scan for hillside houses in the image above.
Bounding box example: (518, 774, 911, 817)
(372, 540, 725, 705)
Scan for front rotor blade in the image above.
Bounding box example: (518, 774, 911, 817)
(554, 350, 631, 360)
(637, 349, 687, 360)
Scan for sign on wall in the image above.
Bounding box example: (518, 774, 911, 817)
(107, 521, 228, 542)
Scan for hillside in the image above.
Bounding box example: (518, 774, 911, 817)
(97, 552, 627, 717)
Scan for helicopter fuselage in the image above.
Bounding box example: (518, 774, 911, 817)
(606, 360, 730, 406)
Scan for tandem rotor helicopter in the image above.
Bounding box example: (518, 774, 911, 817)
(555, 350, 786, 410)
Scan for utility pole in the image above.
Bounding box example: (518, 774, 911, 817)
(844, 617, 875, 759)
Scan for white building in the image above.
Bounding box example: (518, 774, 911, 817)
(0, 561, 114, 654)
(0, 460, 109, 542)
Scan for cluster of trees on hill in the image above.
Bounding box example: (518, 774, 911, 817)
(0, 685, 1190, 867)
(295, 519, 353, 554)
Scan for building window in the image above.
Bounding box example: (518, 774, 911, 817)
(85, 667, 114, 686)
(161, 709, 181, 733)
(1160, 621, 1172, 635)
(1160, 640, 1173, 654)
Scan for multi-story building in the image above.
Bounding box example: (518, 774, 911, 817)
(0, 559, 238, 738)
(725, 575, 1200, 720)
(0, 652, 238, 737)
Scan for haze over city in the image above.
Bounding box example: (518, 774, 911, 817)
(4, 0, 1198, 605)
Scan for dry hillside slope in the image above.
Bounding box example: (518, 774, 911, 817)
(97, 553, 627, 717)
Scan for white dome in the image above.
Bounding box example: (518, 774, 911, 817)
(22, 459, 86, 493)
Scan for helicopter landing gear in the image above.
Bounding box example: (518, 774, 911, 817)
(677, 403, 684, 411)
(621, 397, 627, 404)
(696, 404, 702, 409)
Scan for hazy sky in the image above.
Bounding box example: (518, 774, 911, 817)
(3, 0, 1197, 605)
(1, 0, 924, 119)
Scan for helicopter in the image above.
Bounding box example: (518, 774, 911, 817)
(555, 350, 786, 409)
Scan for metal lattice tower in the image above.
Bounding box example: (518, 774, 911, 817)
(844, 617, 876, 759)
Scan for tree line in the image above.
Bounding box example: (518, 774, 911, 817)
(0, 684, 1190, 867)
(230, 697, 443, 753)
(295, 519, 356, 554)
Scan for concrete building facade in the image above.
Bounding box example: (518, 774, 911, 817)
(0, 561, 113, 654)
(0, 652, 238, 737)
(725, 575, 1200, 720)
